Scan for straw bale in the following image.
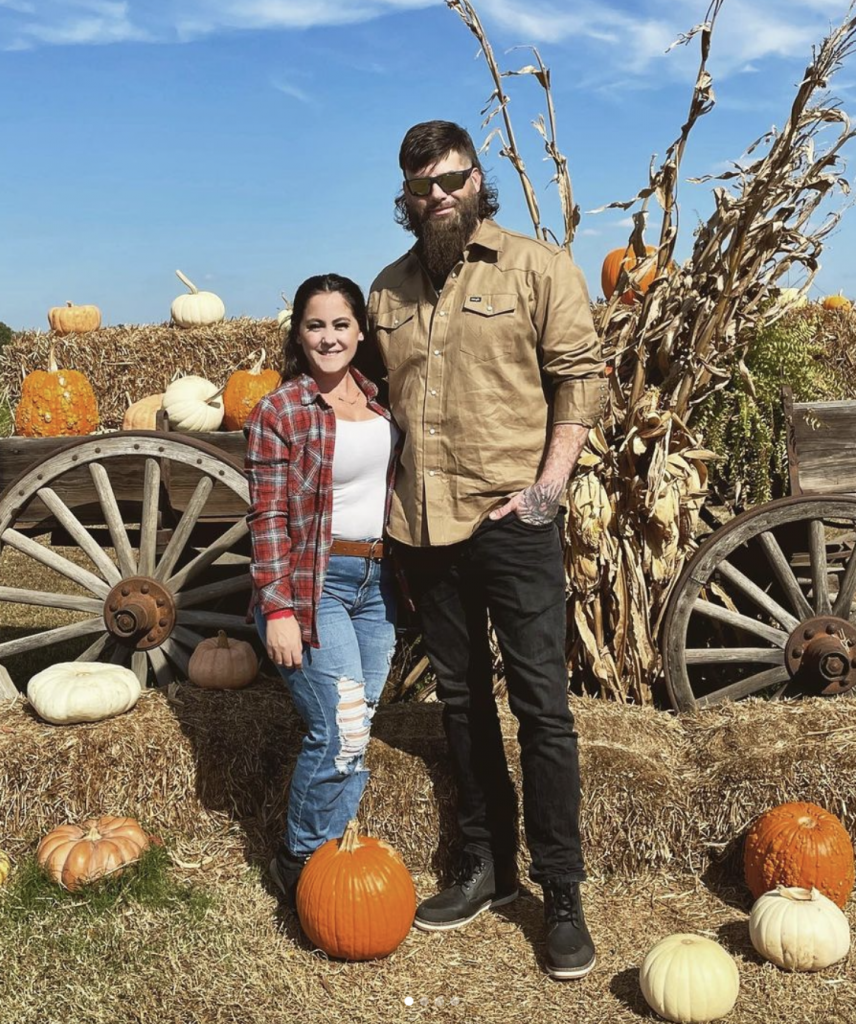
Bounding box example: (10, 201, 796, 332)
(0, 318, 282, 431)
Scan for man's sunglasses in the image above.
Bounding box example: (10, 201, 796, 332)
(404, 166, 476, 197)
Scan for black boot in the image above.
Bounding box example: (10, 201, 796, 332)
(414, 853, 518, 932)
(543, 880, 596, 979)
(269, 849, 308, 910)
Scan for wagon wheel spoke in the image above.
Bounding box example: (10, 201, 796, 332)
(75, 633, 111, 662)
(0, 528, 110, 597)
(131, 651, 148, 686)
(715, 559, 799, 632)
(37, 487, 122, 585)
(147, 645, 173, 687)
(0, 618, 105, 659)
(685, 647, 784, 665)
(176, 610, 256, 632)
(757, 530, 813, 620)
(109, 643, 131, 665)
(138, 458, 161, 578)
(172, 624, 207, 651)
(691, 598, 789, 647)
(160, 637, 191, 678)
(166, 518, 250, 593)
(154, 475, 214, 583)
(0, 587, 102, 615)
(174, 574, 252, 608)
(697, 667, 791, 708)
(89, 462, 137, 578)
(808, 519, 832, 615)
(832, 539, 856, 619)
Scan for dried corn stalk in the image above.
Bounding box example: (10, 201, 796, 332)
(449, 0, 856, 702)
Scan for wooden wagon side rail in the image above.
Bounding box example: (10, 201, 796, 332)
(785, 386, 856, 497)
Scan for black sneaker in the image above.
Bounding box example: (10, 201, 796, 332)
(413, 853, 519, 932)
(543, 880, 596, 979)
(269, 849, 308, 910)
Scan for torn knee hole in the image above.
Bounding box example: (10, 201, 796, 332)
(334, 676, 370, 773)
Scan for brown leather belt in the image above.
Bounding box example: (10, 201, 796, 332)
(330, 539, 386, 560)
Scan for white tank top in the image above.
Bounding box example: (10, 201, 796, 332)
(331, 415, 398, 540)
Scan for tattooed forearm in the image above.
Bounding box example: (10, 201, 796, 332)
(516, 480, 565, 524)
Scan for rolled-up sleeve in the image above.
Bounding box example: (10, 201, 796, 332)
(535, 250, 606, 426)
(244, 398, 295, 615)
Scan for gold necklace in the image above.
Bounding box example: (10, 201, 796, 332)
(335, 385, 360, 405)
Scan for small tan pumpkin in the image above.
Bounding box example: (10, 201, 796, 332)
(48, 300, 101, 335)
(749, 886, 851, 971)
(37, 815, 149, 890)
(14, 343, 100, 437)
(0, 850, 11, 886)
(222, 349, 281, 431)
(170, 270, 226, 327)
(296, 819, 416, 960)
(188, 630, 258, 689)
(122, 393, 164, 430)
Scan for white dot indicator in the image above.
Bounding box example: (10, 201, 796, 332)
(404, 996, 414, 1006)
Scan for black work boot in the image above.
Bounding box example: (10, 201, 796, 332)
(543, 880, 596, 980)
(414, 853, 519, 931)
(269, 849, 308, 910)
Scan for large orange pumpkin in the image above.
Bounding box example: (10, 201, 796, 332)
(37, 815, 150, 890)
(14, 343, 100, 437)
(601, 245, 659, 305)
(48, 300, 102, 335)
(744, 801, 855, 908)
(296, 819, 416, 960)
(222, 349, 281, 431)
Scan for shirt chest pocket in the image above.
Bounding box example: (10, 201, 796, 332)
(375, 303, 419, 372)
(459, 293, 518, 362)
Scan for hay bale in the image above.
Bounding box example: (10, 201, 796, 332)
(0, 319, 282, 430)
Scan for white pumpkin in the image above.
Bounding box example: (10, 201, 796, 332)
(170, 270, 226, 327)
(277, 292, 293, 333)
(27, 662, 142, 725)
(776, 286, 808, 308)
(162, 375, 224, 432)
(640, 933, 739, 1023)
(749, 886, 850, 972)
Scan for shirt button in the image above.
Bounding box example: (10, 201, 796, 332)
(429, 428, 436, 435)
(439, 310, 447, 317)
(434, 349, 441, 356)
(430, 389, 437, 396)
(486, 305, 493, 312)
(429, 470, 436, 477)
(393, 318, 399, 325)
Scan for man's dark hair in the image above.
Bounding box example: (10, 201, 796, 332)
(282, 273, 368, 381)
(393, 120, 500, 227)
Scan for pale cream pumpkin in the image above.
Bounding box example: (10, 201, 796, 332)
(27, 662, 142, 725)
(48, 301, 102, 335)
(776, 287, 808, 308)
(0, 850, 10, 886)
(639, 934, 739, 1023)
(122, 393, 164, 430)
(277, 293, 293, 333)
(188, 630, 258, 689)
(161, 375, 224, 432)
(749, 886, 851, 971)
(170, 270, 226, 327)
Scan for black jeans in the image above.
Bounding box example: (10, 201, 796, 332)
(398, 513, 585, 885)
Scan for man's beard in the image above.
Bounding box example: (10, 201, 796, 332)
(407, 192, 480, 281)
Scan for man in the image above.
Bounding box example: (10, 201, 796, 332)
(367, 121, 605, 981)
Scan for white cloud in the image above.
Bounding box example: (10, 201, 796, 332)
(580, 227, 601, 236)
(270, 76, 313, 104)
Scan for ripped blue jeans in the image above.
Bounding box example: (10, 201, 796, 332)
(255, 554, 396, 859)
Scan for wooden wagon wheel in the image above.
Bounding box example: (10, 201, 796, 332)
(0, 432, 254, 688)
(663, 495, 856, 711)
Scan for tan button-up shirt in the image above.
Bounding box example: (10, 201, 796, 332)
(368, 218, 605, 547)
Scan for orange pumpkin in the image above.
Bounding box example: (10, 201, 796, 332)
(744, 801, 855, 908)
(821, 292, 852, 311)
(601, 245, 660, 305)
(48, 301, 101, 335)
(296, 819, 416, 960)
(222, 349, 281, 431)
(122, 393, 164, 430)
(37, 815, 150, 890)
(14, 343, 100, 437)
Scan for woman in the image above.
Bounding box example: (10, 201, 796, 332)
(244, 273, 399, 906)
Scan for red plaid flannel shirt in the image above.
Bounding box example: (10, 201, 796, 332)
(244, 369, 397, 648)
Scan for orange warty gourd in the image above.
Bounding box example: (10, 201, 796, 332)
(222, 349, 281, 431)
(14, 343, 100, 437)
(296, 819, 416, 960)
(47, 301, 102, 335)
(37, 815, 150, 890)
(601, 245, 658, 305)
(744, 801, 855, 908)
(122, 393, 164, 430)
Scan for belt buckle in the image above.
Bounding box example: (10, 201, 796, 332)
(368, 539, 383, 561)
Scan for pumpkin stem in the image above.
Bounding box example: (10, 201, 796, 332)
(84, 825, 102, 841)
(249, 349, 266, 376)
(339, 819, 361, 853)
(47, 342, 58, 374)
(65, 300, 74, 308)
(175, 269, 199, 295)
(776, 885, 817, 902)
(216, 630, 230, 649)
(280, 292, 291, 310)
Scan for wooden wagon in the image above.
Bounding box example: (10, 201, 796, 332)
(0, 416, 253, 690)
(662, 389, 856, 711)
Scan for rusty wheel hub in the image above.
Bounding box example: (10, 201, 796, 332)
(784, 615, 856, 695)
(104, 576, 176, 650)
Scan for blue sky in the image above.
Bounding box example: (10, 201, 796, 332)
(2, 0, 856, 329)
